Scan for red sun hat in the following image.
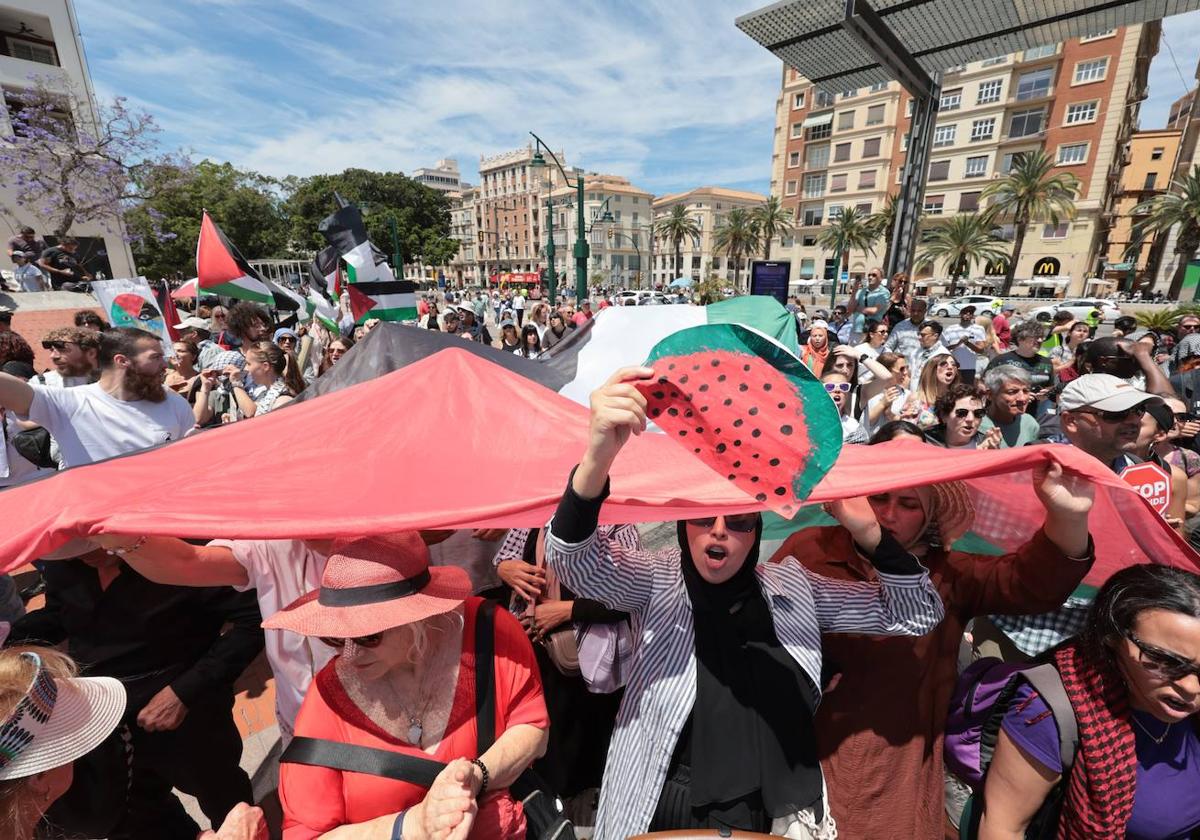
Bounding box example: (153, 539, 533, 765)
(263, 532, 471, 638)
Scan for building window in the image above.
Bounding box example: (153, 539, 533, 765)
(964, 155, 989, 177)
(785, 180, 798, 196)
(803, 205, 823, 226)
(803, 173, 826, 197)
(828, 204, 844, 219)
(1000, 151, 1028, 173)
(1016, 68, 1054, 101)
(977, 79, 1003, 104)
(1080, 29, 1116, 42)
(807, 123, 832, 141)
(803, 235, 818, 247)
(1056, 142, 1088, 165)
(815, 90, 835, 108)
(866, 103, 885, 125)
(841, 88, 859, 99)
(1144, 171, 1158, 190)
(981, 55, 1007, 67)
(1023, 44, 1057, 61)
(856, 202, 873, 214)
(837, 110, 856, 131)
(928, 160, 951, 181)
(800, 258, 816, 276)
(959, 191, 982, 212)
(788, 150, 801, 167)
(933, 124, 957, 147)
(862, 137, 882, 157)
(906, 99, 914, 117)
(1009, 108, 1045, 138)
(830, 173, 848, 193)
(833, 142, 852, 162)
(869, 81, 888, 92)
(6, 38, 57, 65)
(1042, 222, 1069, 238)
(940, 88, 963, 111)
(793, 91, 806, 109)
(1064, 100, 1099, 125)
(901, 132, 910, 151)
(807, 144, 830, 168)
(924, 194, 945, 215)
(859, 170, 877, 189)
(1151, 147, 1165, 161)
(970, 117, 995, 141)
(1074, 57, 1108, 84)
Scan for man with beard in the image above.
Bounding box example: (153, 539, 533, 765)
(32, 327, 99, 387)
(0, 327, 193, 468)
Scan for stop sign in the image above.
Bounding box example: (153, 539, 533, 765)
(1120, 461, 1172, 515)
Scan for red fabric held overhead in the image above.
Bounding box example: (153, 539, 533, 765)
(0, 348, 1195, 588)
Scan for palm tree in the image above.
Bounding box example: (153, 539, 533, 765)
(915, 212, 1009, 298)
(815, 206, 876, 305)
(751, 195, 793, 259)
(980, 150, 1079, 296)
(866, 193, 900, 271)
(713, 207, 761, 292)
(653, 205, 701, 281)
(1131, 164, 1200, 299)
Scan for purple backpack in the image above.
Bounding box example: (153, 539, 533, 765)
(944, 657, 1079, 790)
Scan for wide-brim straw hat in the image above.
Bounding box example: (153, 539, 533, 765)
(0, 652, 126, 781)
(263, 532, 471, 638)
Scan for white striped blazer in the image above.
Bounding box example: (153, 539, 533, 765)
(545, 524, 945, 840)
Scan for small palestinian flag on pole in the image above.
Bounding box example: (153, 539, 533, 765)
(345, 280, 418, 323)
(196, 211, 274, 304)
(306, 288, 340, 331)
(309, 245, 341, 302)
(318, 203, 393, 285)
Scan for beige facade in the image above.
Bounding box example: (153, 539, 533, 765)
(771, 24, 1157, 297)
(650, 186, 768, 288)
(1103, 130, 1181, 292)
(447, 187, 478, 284)
(0, 0, 136, 280)
(547, 174, 654, 289)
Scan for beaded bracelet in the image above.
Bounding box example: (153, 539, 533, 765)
(106, 535, 148, 556)
(470, 758, 490, 798)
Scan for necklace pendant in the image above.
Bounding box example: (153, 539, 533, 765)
(408, 721, 423, 745)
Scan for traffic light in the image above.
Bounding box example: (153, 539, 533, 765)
(607, 228, 613, 241)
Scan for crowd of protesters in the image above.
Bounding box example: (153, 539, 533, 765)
(0, 275, 1195, 840)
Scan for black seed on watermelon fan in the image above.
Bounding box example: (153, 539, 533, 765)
(711, 359, 720, 367)
(743, 364, 752, 372)
(653, 391, 665, 399)
(774, 487, 787, 496)
(717, 374, 727, 382)
(651, 408, 661, 418)
(733, 440, 742, 447)
(769, 458, 780, 466)
(715, 427, 721, 433)
(733, 419, 743, 428)
(752, 429, 761, 438)
(670, 390, 680, 399)
(684, 410, 694, 418)
(723, 398, 732, 406)
(699, 384, 709, 392)
(695, 427, 704, 433)
(763, 383, 772, 391)
(751, 476, 759, 483)
(694, 448, 702, 454)
(700, 406, 709, 412)
(658, 376, 670, 385)
(733, 460, 741, 468)
(678, 430, 687, 436)
(749, 407, 758, 416)
(667, 408, 679, 417)
(716, 443, 727, 453)
(755, 493, 767, 502)
(680, 375, 689, 384)
(728, 474, 736, 480)
(752, 453, 760, 459)
(777, 402, 787, 409)
(738, 384, 749, 392)
(780, 425, 793, 435)
(668, 363, 676, 370)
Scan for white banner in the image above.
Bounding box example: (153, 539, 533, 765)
(91, 277, 173, 357)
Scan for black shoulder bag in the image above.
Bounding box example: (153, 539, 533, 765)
(281, 600, 574, 840)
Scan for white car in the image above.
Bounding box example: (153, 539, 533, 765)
(931, 296, 1004, 317)
(615, 290, 669, 306)
(1029, 298, 1122, 323)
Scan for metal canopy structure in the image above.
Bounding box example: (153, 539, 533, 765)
(737, 0, 1200, 93)
(737, 0, 1200, 283)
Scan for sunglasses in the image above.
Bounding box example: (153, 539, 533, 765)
(1174, 412, 1196, 423)
(1180, 324, 1200, 331)
(319, 633, 384, 649)
(41, 341, 75, 351)
(277, 336, 297, 344)
(1076, 405, 1146, 423)
(686, 513, 759, 533)
(1125, 630, 1200, 682)
(937, 359, 960, 368)
(824, 382, 852, 393)
(953, 408, 986, 419)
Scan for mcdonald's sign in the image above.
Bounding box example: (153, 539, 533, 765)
(1033, 257, 1061, 276)
(984, 258, 1009, 276)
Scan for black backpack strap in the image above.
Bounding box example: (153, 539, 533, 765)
(1022, 663, 1079, 772)
(475, 599, 498, 754)
(280, 736, 445, 789)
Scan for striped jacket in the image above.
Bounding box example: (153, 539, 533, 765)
(545, 524, 945, 840)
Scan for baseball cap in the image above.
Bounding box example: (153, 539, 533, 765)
(1001, 303, 1016, 313)
(0, 307, 12, 322)
(1059, 374, 1159, 413)
(499, 319, 516, 329)
(175, 316, 211, 331)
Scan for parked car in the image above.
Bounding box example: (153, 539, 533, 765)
(932, 296, 1004, 317)
(1029, 298, 1122, 323)
(614, 290, 669, 306)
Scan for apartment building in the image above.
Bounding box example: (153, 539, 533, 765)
(650, 186, 768, 288)
(447, 186, 478, 285)
(411, 158, 472, 194)
(1102, 130, 1181, 294)
(1152, 69, 1200, 294)
(0, 0, 136, 279)
(547, 174, 654, 289)
(770, 23, 1157, 297)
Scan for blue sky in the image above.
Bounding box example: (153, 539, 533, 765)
(75, 1, 1200, 197)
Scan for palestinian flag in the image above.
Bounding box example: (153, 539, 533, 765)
(152, 281, 182, 341)
(306, 288, 340, 331)
(196, 211, 273, 304)
(345, 280, 417, 323)
(318, 203, 391, 285)
(309, 245, 341, 302)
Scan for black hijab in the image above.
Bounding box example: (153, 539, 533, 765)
(676, 518, 823, 822)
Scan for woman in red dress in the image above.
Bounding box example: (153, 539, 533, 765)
(267, 533, 549, 840)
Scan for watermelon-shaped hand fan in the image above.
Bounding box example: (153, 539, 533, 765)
(636, 323, 842, 516)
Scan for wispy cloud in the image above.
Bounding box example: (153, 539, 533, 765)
(1141, 10, 1200, 129)
(74, 0, 780, 195)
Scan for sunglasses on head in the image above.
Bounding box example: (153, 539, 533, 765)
(824, 381, 852, 393)
(953, 407, 986, 419)
(319, 633, 384, 649)
(1125, 630, 1200, 682)
(686, 513, 759, 533)
(1077, 405, 1146, 423)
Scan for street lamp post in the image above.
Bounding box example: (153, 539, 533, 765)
(530, 132, 588, 303)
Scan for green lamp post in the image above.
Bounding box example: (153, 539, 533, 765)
(530, 132, 588, 303)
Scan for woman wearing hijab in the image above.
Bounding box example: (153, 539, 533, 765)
(769, 438, 1096, 839)
(545, 367, 947, 839)
(800, 320, 831, 373)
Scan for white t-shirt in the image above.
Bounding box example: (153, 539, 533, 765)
(209, 539, 332, 739)
(942, 323, 986, 371)
(512, 295, 526, 311)
(22, 383, 194, 468)
(28, 370, 91, 389)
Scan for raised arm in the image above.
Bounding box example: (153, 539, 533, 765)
(91, 535, 250, 587)
(0, 372, 34, 415)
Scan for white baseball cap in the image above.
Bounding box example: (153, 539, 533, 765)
(1059, 374, 1159, 413)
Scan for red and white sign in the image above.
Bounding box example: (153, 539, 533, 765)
(1120, 461, 1172, 515)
